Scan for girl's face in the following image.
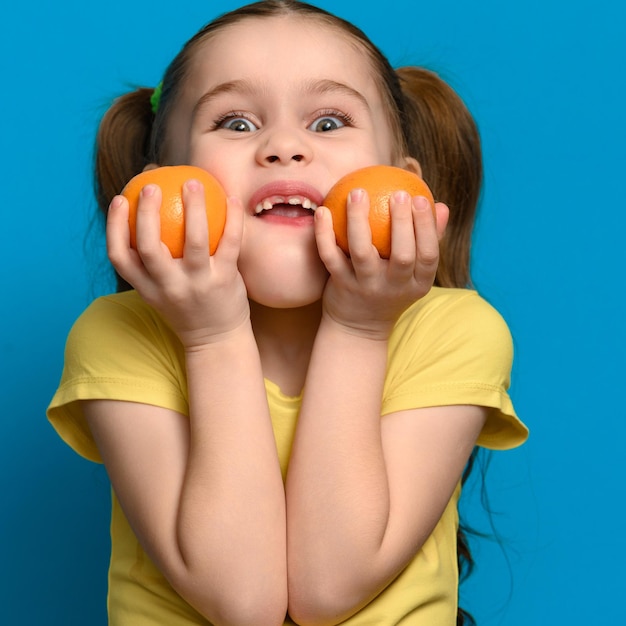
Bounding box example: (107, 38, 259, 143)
(166, 15, 403, 308)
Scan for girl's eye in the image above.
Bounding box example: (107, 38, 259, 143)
(218, 116, 258, 132)
(308, 114, 349, 133)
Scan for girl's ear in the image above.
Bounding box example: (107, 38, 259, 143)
(400, 156, 423, 178)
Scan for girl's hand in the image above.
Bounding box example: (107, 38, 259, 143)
(315, 188, 449, 339)
(106, 179, 249, 349)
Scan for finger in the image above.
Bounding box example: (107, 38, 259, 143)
(412, 195, 440, 282)
(388, 190, 416, 280)
(345, 189, 377, 266)
(214, 196, 244, 263)
(182, 179, 210, 262)
(434, 201, 450, 241)
(106, 195, 147, 286)
(314, 205, 351, 276)
(106, 195, 131, 262)
(134, 184, 171, 266)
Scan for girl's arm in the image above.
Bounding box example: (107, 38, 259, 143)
(286, 191, 484, 625)
(85, 182, 287, 626)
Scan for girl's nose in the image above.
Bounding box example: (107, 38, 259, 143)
(256, 128, 312, 166)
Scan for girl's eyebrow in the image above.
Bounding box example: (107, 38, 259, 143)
(303, 79, 370, 110)
(193, 80, 252, 117)
(192, 78, 371, 118)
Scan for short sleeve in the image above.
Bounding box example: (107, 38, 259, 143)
(382, 288, 528, 450)
(47, 291, 189, 462)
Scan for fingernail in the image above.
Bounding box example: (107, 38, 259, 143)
(393, 190, 410, 204)
(412, 196, 429, 211)
(349, 188, 365, 202)
(142, 184, 156, 198)
(109, 196, 123, 209)
(186, 179, 201, 192)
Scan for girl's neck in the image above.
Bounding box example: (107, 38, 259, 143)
(250, 300, 322, 397)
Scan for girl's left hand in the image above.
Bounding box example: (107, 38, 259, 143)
(314, 188, 449, 339)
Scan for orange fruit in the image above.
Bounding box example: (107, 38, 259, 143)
(121, 165, 227, 257)
(323, 165, 435, 259)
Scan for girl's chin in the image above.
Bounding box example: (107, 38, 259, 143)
(250, 294, 323, 311)
(241, 263, 328, 310)
(238, 231, 329, 308)
(245, 278, 327, 310)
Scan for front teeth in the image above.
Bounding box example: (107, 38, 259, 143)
(255, 195, 318, 214)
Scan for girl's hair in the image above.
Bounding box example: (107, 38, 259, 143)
(94, 2, 483, 621)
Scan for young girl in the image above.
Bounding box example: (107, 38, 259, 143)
(48, 1, 528, 624)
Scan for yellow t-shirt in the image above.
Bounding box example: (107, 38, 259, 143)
(47, 287, 528, 625)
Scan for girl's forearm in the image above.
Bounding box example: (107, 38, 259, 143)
(285, 316, 392, 622)
(179, 325, 287, 625)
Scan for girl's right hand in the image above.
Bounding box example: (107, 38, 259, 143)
(106, 179, 250, 349)
(91, 186, 288, 620)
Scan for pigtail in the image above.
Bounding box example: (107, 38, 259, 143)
(397, 67, 482, 290)
(93, 88, 155, 291)
(94, 88, 155, 217)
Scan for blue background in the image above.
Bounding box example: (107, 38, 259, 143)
(1, 0, 623, 623)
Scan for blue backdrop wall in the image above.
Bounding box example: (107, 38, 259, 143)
(1, 0, 623, 624)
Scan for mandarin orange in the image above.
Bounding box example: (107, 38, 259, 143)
(122, 165, 227, 258)
(323, 165, 435, 259)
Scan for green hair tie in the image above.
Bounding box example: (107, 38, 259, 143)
(150, 81, 163, 114)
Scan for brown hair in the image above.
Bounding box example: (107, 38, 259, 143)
(94, 6, 484, 620)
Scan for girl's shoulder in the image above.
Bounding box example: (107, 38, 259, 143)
(387, 287, 528, 450)
(78, 289, 158, 324)
(72, 290, 178, 349)
(395, 286, 511, 340)
(48, 291, 188, 463)
(69, 289, 184, 378)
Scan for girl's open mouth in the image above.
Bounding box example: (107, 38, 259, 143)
(254, 194, 318, 218)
